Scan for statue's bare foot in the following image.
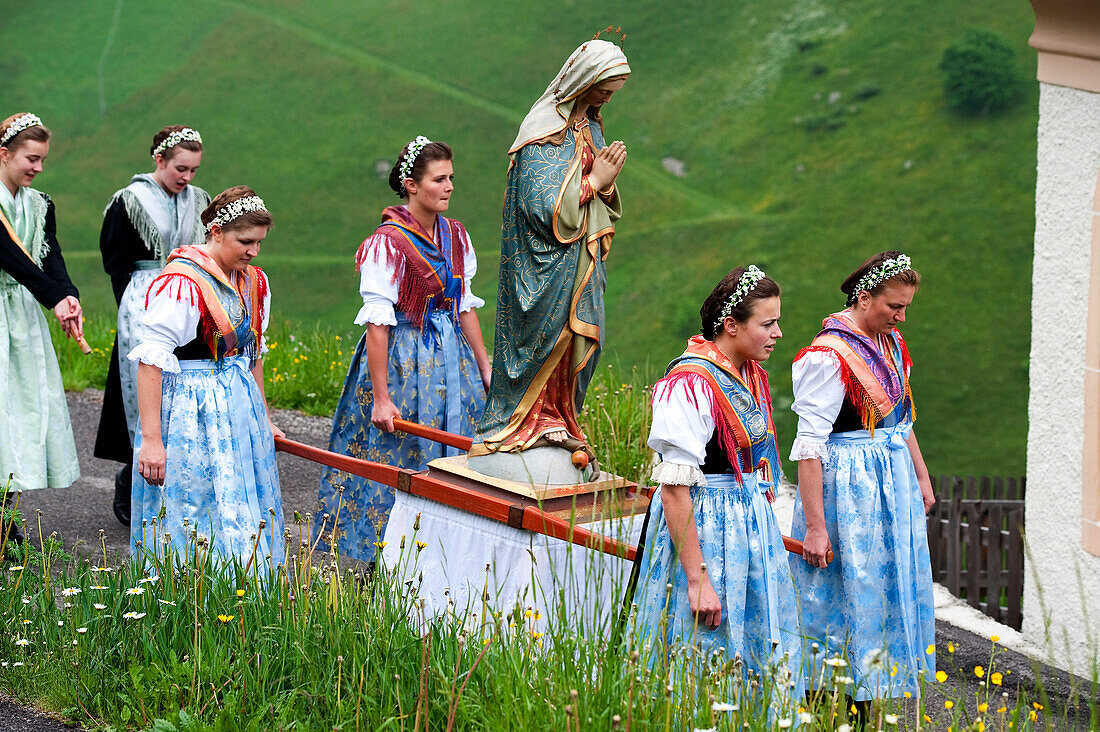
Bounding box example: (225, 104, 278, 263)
(544, 429, 569, 444)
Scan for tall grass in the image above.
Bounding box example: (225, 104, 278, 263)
(2, 499, 1095, 731)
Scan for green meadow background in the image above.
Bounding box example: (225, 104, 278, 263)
(3, 0, 1038, 475)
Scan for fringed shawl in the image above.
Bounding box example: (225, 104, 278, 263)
(795, 310, 914, 433)
(146, 245, 267, 361)
(0, 186, 48, 266)
(106, 175, 209, 262)
(655, 335, 781, 492)
(354, 206, 466, 335)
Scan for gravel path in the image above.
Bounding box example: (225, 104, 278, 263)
(2, 390, 1094, 729)
(0, 693, 78, 731)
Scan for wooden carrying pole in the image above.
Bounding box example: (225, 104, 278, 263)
(393, 418, 473, 451)
(273, 436, 634, 559)
(274, 431, 831, 565)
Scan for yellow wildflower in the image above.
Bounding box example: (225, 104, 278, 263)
(936, 670, 948, 683)
(990, 634, 1000, 642)
(974, 665, 985, 678)
(945, 701, 954, 710)
(217, 614, 235, 623)
(990, 672, 1003, 686)
(926, 644, 935, 655)
(978, 703, 988, 712)
(236, 589, 245, 597)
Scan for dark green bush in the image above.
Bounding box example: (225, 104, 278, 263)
(939, 28, 1023, 114)
(853, 82, 882, 100)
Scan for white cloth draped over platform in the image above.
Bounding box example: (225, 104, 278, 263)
(381, 491, 644, 635)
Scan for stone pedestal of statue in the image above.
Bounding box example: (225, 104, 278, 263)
(466, 446, 593, 488)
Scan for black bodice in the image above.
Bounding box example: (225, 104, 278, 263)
(173, 330, 214, 360)
(832, 395, 887, 433)
(700, 432, 737, 475)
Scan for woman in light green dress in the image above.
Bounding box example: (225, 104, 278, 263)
(0, 112, 82, 535)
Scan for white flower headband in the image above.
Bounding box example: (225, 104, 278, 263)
(208, 195, 267, 232)
(714, 265, 767, 334)
(853, 254, 912, 296)
(152, 128, 202, 158)
(398, 135, 432, 187)
(1, 113, 43, 147)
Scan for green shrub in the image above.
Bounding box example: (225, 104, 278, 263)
(939, 28, 1023, 114)
(853, 82, 882, 100)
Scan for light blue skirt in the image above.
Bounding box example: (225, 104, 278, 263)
(317, 310, 485, 562)
(634, 473, 804, 693)
(131, 356, 285, 570)
(790, 423, 935, 700)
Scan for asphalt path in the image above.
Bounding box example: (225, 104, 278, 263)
(5, 390, 1096, 729)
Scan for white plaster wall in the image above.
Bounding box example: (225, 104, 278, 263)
(1024, 82, 1100, 675)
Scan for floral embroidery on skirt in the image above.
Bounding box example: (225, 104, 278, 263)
(634, 473, 804, 699)
(790, 424, 936, 700)
(131, 356, 285, 569)
(317, 311, 485, 562)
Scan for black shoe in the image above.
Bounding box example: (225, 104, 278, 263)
(1, 491, 24, 559)
(113, 465, 132, 527)
(2, 522, 24, 560)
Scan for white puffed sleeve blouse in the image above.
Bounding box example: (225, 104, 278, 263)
(647, 372, 754, 489)
(354, 221, 485, 328)
(788, 350, 846, 461)
(128, 270, 271, 374)
(789, 342, 911, 461)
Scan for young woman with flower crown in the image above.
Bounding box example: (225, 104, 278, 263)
(95, 125, 209, 527)
(130, 185, 284, 568)
(634, 266, 803, 700)
(789, 251, 935, 702)
(317, 137, 490, 563)
(0, 113, 82, 521)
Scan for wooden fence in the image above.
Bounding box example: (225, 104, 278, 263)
(925, 476, 1026, 629)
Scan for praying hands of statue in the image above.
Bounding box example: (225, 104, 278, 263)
(588, 140, 627, 192)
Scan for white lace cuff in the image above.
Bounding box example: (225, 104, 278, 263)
(127, 343, 180, 374)
(354, 302, 398, 327)
(650, 461, 707, 487)
(458, 291, 485, 313)
(788, 437, 829, 462)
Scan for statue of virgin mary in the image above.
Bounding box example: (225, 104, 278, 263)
(470, 39, 629, 482)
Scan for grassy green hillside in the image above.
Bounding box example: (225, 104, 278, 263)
(2, 0, 1038, 475)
